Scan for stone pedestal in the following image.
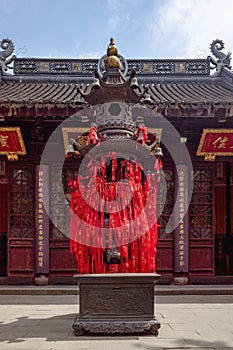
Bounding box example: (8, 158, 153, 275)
(73, 273, 160, 336)
(34, 274, 49, 286)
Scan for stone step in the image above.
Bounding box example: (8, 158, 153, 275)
(0, 284, 233, 295)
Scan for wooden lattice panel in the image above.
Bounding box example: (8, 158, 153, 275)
(49, 168, 76, 239)
(190, 169, 213, 238)
(9, 168, 34, 238)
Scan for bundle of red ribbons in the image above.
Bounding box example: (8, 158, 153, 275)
(69, 152, 162, 274)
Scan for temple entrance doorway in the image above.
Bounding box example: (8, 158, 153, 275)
(214, 162, 233, 275)
(0, 175, 8, 276)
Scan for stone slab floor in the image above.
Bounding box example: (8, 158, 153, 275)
(0, 294, 232, 350)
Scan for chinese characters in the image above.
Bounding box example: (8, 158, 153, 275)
(178, 169, 185, 268)
(37, 170, 44, 269)
(0, 135, 9, 148)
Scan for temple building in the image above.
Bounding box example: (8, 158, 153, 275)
(0, 37, 233, 284)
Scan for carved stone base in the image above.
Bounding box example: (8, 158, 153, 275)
(172, 276, 189, 285)
(34, 274, 49, 286)
(73, 317, 160, 336)
(73, 273, 161, 336)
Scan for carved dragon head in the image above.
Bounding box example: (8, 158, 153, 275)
(0, 38, 14, 59)
(210, 39, 232, 73)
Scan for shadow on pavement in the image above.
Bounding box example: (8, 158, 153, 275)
(0, 313, 232, 348)
(0, 313, 141, 343)
(0, 313, 78, 343)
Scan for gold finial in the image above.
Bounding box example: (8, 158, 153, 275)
(107, 37, 118, 57)
(105, 37, 120, 70)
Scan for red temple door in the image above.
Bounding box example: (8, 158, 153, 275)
(189, 167, 214, 276)
(214, 161, 233, 275)
(0, 163, 7, 276)
(8, 167, 34, 277)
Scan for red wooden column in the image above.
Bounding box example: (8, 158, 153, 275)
(173, 164, 189, 278)
(35, 165, 50, 276)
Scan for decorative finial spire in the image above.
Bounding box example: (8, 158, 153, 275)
(107, 37, 118, 57)
(105, 37, 120, 70)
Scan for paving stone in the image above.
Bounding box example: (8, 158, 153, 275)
(163, 348, 215, 350)
(0, 294, 233, 349)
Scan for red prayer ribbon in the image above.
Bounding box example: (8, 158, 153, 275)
(69, 152, 162, 274)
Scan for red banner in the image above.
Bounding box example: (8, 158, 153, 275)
(197, 129, 233, 161)
(0, 127, 26, 160)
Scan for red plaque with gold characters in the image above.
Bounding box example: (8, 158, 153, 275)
(62, 127, 90, 155)
(0, 127, 26, 160)
(196, 129, 233, 161)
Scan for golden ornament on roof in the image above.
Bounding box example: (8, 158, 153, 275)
(105, 37, 121, 70)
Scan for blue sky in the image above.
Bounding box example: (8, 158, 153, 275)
(1, 0, 233, 60)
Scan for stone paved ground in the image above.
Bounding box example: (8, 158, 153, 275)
(0, 294, 232, 350)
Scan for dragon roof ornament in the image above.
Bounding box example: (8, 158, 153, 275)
(209, 39, 232, 76)
(0, 38, 15, 76)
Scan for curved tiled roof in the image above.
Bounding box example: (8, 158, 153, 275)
(1, 79, 233, 106)
(1, 79, 233, 118)
(1, 59, 233, 118)
(148, 81, 233, 104)
(0, 81, 79, 105)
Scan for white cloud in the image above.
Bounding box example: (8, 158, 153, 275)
(0, 0, 14, 23)
(77, 51, 102, 59)
(106, 0, 132, 31)
(150, 0, 233, 58)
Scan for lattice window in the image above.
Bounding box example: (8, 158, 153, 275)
(50, 168, 76, 239)
(10, 168, 34, 238)
(157, 169, 174, 238)
(190, 169, 213, 238)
